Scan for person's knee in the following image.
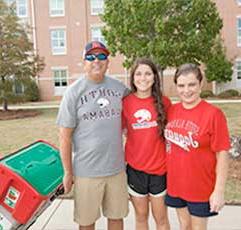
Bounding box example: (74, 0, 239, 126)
(179, 221, 191, 230)
(108, 218, 123, 230)
(136, 209, 149, 222)
(154, 214, 169, 225)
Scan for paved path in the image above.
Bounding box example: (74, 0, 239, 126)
(29, 199, 241, 230)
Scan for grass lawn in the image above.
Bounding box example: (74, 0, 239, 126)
(216, 103, 241, 136)
(0, 103, 240, 203)
(0, 108, 59, 157)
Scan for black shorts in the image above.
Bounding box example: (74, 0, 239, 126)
(165, 194, 218, 217)
(126, 164, 166, 197)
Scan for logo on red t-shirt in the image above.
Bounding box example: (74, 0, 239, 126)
(132, 109, 157, 129)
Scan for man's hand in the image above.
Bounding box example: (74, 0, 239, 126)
(63, 172, 74, 194)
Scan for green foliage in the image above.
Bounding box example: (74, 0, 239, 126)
(217, 89, 240, 98)
(0, 0, 44, 110)
(0, 77, 40, 104)
(200, 90, 214, 98)
(205, 38, 233, 83)
(24, 79, 40, 101)
(102, 0, 223, 70)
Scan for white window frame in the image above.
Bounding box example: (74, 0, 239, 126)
(91, 25, 106, 44)
(238, 17, 241, 47)
(50, 27, 67, 55)
(16, 0, 27, 18)
(12, 81, 25, 95)
(52, 67, 68, 95)
(4, 0, 15, 6)
(4, 0, 28, 18)
(49, 0, 65, 17)
(90, 0, 104, 15)
(236, 59, 241, 80)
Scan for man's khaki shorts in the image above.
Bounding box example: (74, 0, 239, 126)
(73, 171, 129, 226)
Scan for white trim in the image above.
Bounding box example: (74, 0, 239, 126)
(163, 68, 176, 76)
(90, 23, 105, 27)
(235, 58, 241, 80)
(51, 66, 68, 71)
(30, 0, 37, 53)
(128, 186, 147, 197)
(90, 0, 104, 15)
(52, 67, 68, 96)
(90, 25, 106, 44)
(237, 16, 241, 47)
(49, 0, 65, 17)
(38, 76, 80, 81)
(16, 0, 28, 18)
(50, 28, 67, 55)
(49, 25, 67, 30)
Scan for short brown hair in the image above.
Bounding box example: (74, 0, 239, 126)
(174, 63, 203, 84)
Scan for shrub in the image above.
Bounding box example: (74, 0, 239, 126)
(0, 78, 40, 104)
(0, 92, 26, 104)
(217, 89, 240, 98)
(24, 79, 40, 102)
(200, 90, 214, 98)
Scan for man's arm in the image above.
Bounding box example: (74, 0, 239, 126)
(59, 127, 74, 194)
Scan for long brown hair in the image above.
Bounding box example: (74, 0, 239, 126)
(130, 58, 167, 137)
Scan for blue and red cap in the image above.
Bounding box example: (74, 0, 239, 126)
(83, 41, 110, 58)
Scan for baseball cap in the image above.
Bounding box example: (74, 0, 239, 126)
(83, 41, 110, 58)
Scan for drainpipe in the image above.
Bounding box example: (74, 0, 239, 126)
(30, 0, 39, 85)
(30, 0, 37, 53)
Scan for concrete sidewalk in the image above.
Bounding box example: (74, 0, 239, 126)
(30, 199, 241, 230)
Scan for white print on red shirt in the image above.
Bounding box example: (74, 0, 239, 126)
(132, 109, 157, 129)
(164, 130, 199, 152)
(165, 119, 200, 152)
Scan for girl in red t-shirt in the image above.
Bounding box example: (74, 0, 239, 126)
(122, 58, 171, 230)
(165, 63, 230, 230)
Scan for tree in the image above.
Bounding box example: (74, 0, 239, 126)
(205, 37, 233, 83)
(102, 0, 232, 82)
(0, 0, 44, 111)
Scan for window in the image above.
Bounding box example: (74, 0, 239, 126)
(91, 26, 106, 44)
(53, 69, 67, 87)
(4, 0, 27, 17)
(4, 0, 15, 5)
(49, 0, 65, 17)
(53, 68, 68, 95)
(50, 29, 66, 55)
(237, 0, 241, 6)
(17, 0, 27, 17)
(237, 60, 241, 80)
(90, 0, 104, 15)
(13, 81, 24, 95)
(238, 17, 241, 47)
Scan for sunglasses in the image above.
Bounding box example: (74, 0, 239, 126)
(85, 53, 108, 61)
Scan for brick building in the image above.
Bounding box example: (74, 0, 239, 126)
(4, 0, 241, 100)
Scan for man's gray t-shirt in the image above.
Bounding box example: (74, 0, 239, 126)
(56, 76, 128, 177)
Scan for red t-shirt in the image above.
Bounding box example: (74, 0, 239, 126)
(122, 94, 171, 175)
(165, 100, 230, 202)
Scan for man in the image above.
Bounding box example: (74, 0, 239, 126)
(56, 41, 129, 230)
